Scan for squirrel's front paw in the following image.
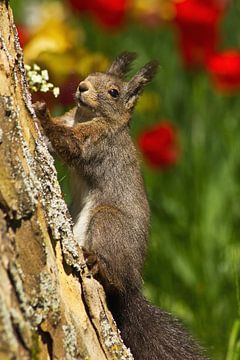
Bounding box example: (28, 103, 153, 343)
(82, 247, 99, 276)
(34, 101, 47, 118)
(33, 102, 51, 129)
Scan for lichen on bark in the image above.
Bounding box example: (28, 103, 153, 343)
(0, 1, 133, 359)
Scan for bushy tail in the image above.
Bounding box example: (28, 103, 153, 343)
(108, 288, 209, 360)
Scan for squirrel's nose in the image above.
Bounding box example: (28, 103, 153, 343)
(78, 82, 89, 93)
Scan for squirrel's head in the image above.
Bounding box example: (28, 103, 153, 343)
(75, 52, 159, 121)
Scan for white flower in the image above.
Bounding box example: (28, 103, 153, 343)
(33, 64, 40, 71)
(25, 64, 31, 71)
(40, 84, 50, 92)
(25, 63, 59, 97)
(31, 73, 43, 84)
(53, 87, 60, 98)
(41, 69, 49, 81)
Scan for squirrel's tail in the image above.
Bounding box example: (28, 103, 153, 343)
(108, 288, 208, 360)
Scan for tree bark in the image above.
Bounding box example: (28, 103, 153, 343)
(0, 1, 133, 359)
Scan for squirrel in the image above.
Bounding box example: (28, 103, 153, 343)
(34, 52, 208, 360)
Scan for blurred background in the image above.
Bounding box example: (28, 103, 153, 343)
(11, 0, 240, 358)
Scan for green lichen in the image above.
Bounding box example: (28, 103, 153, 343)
(1, 95, 39, 217)
(0, 127, 3, 143)
(10, 308, 32, 350)
(0, 292, 18, 354)
(30, 331, 41, 360)
(8, 261, 33, 320)
(63, 324, 79, 360)
(100, 312, 133, 360)
(31, 271, 60, 327)
(34, 140, 82, 271)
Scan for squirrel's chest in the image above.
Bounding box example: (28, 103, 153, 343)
(73, 195, 94, 246)
(70, 171, 94, 246)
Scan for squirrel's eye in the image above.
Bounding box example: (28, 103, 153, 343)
(108, 89, 119, 98)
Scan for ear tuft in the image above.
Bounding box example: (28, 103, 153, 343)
(139, 60, 159, 84)
(107, 51, 137, 79)
(125, 59, 159, 110)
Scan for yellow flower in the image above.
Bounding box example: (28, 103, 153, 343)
(23, 2, 109, 85)
(136, 91, 160, 113)
(76, 52, 109, 78)
(131, 0, 175, 21)
(24, 18, 81, 62)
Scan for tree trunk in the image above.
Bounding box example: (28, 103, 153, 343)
(0, 1, 133, 359)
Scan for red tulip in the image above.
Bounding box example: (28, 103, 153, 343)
(138, 122, 179, 170)
(200, 0, 231, 10)
(58, 73, 81, 106)
(17, 25, 29, 48)
(92, 0, 128, 28)
(31, 91, 57, 111)
(67, 0, 128, 28)
(207, 51, 240, 92)
(67, 0, 89, 12)
(173, 0, 224, 67)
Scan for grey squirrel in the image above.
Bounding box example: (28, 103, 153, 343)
(34, 52, 208, 360)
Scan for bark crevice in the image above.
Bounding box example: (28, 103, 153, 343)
(37, 326, 53, 360)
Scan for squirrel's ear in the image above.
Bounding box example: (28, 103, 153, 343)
(124, 60, 159, 110)
(107, 52, 137, 78)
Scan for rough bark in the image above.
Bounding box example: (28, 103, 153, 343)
(0, 1, 133, 359)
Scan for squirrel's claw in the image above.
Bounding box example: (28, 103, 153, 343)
(33, 101, 51, 130)
(82, 247, 99, 276)
(33, 101, 47, 118)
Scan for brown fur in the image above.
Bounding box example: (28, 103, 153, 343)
(34, 52, 208, 360)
